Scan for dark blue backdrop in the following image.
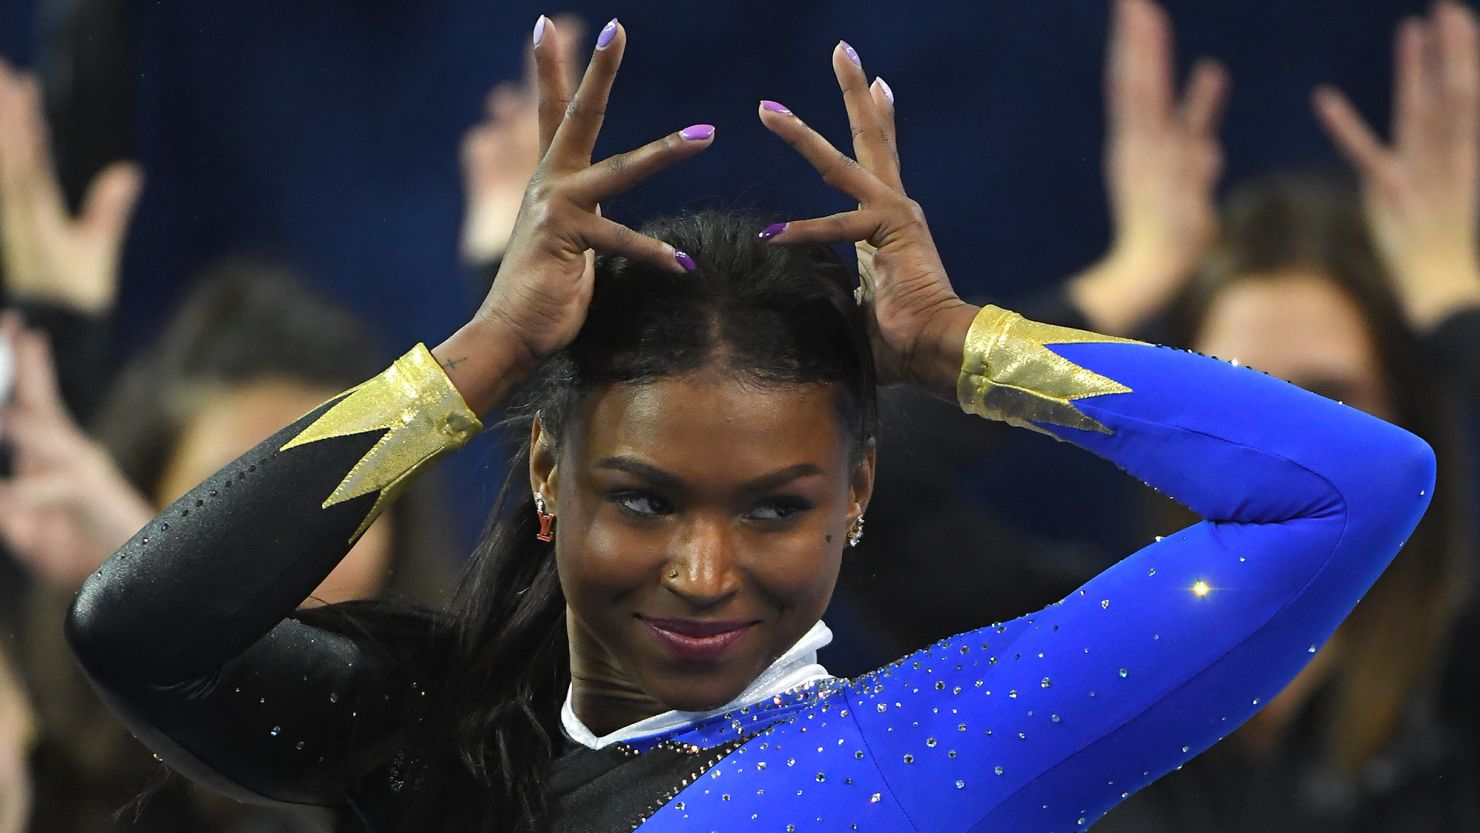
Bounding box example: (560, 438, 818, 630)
(2, 0, 1437, 550)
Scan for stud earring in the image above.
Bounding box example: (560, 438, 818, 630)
(847, 514, 866, 547)
(534, 493, 556, 542)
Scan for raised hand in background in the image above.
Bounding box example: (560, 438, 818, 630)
(0, 60, 141, 315)
(0, 311, 152, 590)
(1069, 0, 1228, 337)
(1315, 0, 1480, 335)
(460, 15, 586, 268)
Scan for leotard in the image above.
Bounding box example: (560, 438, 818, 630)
(66, 306, 1435, 832)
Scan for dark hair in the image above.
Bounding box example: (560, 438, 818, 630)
(400, 209, 878, 833)
(1170, 172, 1476, 776)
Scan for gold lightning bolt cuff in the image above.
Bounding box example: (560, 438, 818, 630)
(956, 305, 1140, 437)
(281, 343, 483, 543)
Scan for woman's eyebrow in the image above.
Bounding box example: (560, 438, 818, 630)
(594, 456, 823, 492)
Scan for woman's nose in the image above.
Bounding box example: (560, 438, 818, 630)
(664, 516, 741, 605)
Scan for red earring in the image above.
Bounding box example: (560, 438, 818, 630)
(534, 493, 556, 542)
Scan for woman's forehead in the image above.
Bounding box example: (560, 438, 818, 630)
(569, 376, 849, 475)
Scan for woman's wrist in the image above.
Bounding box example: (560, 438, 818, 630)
(431, 319, 535, 418)
(910, 301, 980, 402)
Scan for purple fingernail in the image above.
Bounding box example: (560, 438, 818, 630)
(875, 76, 894, 104)
(758, 222, 788, 241)
(596, 18, 618, 50)
(533, 15, 547, 46)
(680, 124, 715, 141)
(840, 40, 861, 66)
(674, 250, 696, 272)
(760, 100, 793, 115)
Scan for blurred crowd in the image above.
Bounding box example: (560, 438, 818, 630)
(3, 1, 1480, 831)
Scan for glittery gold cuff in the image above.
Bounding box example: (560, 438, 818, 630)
(281, 343, 484, 542)
(956, 305, 1140, 437)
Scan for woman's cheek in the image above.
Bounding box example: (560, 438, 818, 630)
(558, 510, 662, 595)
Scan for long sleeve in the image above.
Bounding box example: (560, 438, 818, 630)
(65, 343, 481, 809)
(839, 307, 1434, 831)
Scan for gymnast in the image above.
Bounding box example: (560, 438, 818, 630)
(66, 16, 1435, 833)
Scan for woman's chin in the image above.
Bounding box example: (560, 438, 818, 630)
(650, 674, 750, 713)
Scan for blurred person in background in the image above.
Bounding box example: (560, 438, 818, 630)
(0, 60, 461, 833)
(1, 268, 462, 832)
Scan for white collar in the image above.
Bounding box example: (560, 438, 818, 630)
(560, 619, 834, 750)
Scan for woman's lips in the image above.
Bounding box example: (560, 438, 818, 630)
(639, 616, 755, 662)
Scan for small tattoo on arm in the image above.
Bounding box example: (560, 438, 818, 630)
(441, 356, 467, 371)
(825, 534, 833, 543)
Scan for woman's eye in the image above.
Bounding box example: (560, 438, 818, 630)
(612, 492, 670, 517)
(748, 498, 811, 521)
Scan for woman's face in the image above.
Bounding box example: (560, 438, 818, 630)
(533, 373, 874, 714)
(1193, 270, 1395, 421)
(153, 378, 396, 605)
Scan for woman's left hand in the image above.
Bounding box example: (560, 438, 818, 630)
(757, 42, 976, 396)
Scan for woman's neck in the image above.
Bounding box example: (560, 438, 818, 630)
(566, 609, 666, 736)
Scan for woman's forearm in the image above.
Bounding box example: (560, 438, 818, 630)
(66, 343, 483, 685)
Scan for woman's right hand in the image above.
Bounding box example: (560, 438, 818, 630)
(438, 17, 714, 415)
(1068, 0, 1228, 336)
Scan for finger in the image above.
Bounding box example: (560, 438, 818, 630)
(11, 329, 67, 421)
(78, 161, 143, 246)
(1110, 0, 1175, 131)
(8, 74, 64, 211)
(1394, 17, 1431, 149)
(579, 213, 694, 274)
(548, 18, 625, 167)
(533, 15, 574, 158)
(757, 100, 892, 203)
(1313, 86, 1398, 189)
(568, 124, 715, 202)
(0, 470, 86, 512)
(487, 82, 524, 122)
(1179, 58, 1229, 137)
(832, 41, 892, 183)
(870, 77, 901, 185)
(757, 208, 886, 246)
(551, 14, 588, 91)
(1437, 1, 1480, 147)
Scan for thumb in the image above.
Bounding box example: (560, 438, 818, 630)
(78, 161, 143, 245)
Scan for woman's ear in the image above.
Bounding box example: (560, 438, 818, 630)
(529, 414, 560, 510)
(848, 436, 877, 521)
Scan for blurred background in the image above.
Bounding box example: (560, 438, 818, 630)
(2, 0, 1480, 831)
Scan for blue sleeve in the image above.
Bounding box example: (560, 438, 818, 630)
(843, 311, 1435, 832)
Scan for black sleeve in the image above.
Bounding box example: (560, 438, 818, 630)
(65, 345, 481, 809)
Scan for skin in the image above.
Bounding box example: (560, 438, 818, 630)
(154, 377, 395, 604)
(1193, 272, 1394, 422)
(432, 19, 974, 735)
(531, 375, 874, 734)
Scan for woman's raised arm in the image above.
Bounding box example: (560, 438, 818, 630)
(66, 16, 714, 811)
(757, 36, 1434, 833)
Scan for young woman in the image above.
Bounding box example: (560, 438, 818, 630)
(65, 18, 1434, 833)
